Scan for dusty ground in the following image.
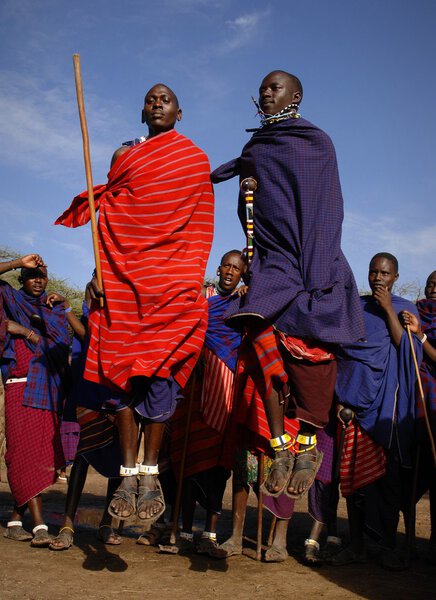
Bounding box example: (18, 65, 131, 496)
(0, 460, 435, 600)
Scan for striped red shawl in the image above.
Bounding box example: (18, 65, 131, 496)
(56, 130, 214, 391)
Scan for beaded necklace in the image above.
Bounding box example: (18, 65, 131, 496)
(249, 97, 301, 130)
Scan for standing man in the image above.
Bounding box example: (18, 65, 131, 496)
(0, 254, 69, 546)
(333, 253, 423, 568)
(56, 84, 214, 524)
(211, 71, 365, 500)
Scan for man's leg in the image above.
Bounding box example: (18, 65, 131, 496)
(245, 320, 293, 495)
(329, 494, 366, 565)
(5, 502, 33, 542)
(27, 494, 52, 547)
(109, 406, 139, 518)
(137, 421, 166, 520)
(286, 359, 336, 497)
(50, 454, 89, 549)
(96, 477, 123, 545)
(214, 478, 249, 558)
(265, 519, 289, 562)
(180, 478, 196, 536)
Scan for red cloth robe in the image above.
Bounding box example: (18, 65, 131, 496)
(56, 130, 214, 392)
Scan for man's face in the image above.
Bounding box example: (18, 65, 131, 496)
(425, 272, 436, 300)
(142, 84, 181, 135)
(217, 254, 246, 292)
(368, 257, 398, 295)
(21, 268, 48, 297)
(258, 72, 300, 115)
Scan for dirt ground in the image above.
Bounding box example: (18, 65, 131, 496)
(0, 460, 435, 600)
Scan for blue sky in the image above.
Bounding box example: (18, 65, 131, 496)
(1, 0, 435, 295)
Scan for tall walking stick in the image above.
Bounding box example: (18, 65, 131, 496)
(241, 177, 264, 558)
(256, 453, 264, 560)
(406, 325, 436, 466)
(73, 54, 104, 307)
(169, 373, 196, 547)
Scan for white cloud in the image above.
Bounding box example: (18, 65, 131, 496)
(343, 211, 436, 294)
(219, 10, 270, 54)
(0, 71, 122, 184)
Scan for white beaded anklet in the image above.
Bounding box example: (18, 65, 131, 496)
(137, 464, 159, 476)
(32, 524, 49, 535)
(7, 520, 24, 528)
(304, 538, 320, 551)
(119, 465, 139, 476)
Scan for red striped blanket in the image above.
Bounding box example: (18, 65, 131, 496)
(56, 130, 214, 391)
(339, 421, 386, 497)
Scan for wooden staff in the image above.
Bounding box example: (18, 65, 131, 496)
(241, 176, 265, 558)
(169, 372, 196, 545)
(72, 54, 104, 307)
(256, 452, 264, 560)
(406, 325, 436, 466)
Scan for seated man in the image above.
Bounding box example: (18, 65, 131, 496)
(332, 253, 423, 569)
(56, 83, 214, 525)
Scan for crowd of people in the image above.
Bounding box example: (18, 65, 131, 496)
(0, 70, 434, 572)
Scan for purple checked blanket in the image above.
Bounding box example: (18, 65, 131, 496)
(211, 117, 365, 345)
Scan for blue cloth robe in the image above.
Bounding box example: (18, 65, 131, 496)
(0, 280, 69, 413)
(204, 291, 241, 373)
(211, 117, 365, 345)
(335, 295, 422, 467)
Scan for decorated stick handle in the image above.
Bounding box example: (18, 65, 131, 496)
(240, 177, 257, 265)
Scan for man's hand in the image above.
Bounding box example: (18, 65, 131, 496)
(401, 310, 421, 335)
(46, 293, 68, 308)
(20, 254, 46, 269)
(372, 284, 393, 312)
(337, 404, 354, 428)
(87, 276, 104, 300)
(6, 320, 28, 337)
(233, 285, 249, 297)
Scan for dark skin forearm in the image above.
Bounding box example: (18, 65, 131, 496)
(0, 254, 45, 277)
(6, 320, 40, 344)
(372, 286, 404, 347)
(402, 310, 436, 362)
(46, 293, 86, 341)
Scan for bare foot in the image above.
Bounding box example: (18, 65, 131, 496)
(265, 543, 288, 562)
(137, 475, 165, 522)
(96, 525, 122, 545)
(210, 536, 243, 558)
(108, 476, 137, 519)
(49, 527, 74, 551)
(263, 450, 294, 495)
(287, 446, 321, 498)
